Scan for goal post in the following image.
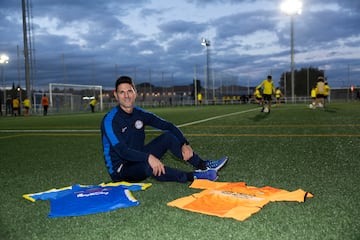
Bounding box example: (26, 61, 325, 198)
(48, 83, 103, 113)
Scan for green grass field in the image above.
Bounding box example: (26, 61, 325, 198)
(1, 102, 359, 240)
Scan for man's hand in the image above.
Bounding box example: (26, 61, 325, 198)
(148, 154, 165, 176)
(181, 144, 193, 161)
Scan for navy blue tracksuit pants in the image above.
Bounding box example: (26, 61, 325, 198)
(112, 132, 202, 183)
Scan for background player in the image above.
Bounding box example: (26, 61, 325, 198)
(257, 75, 275, 113)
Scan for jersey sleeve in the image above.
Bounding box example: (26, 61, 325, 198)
(23, 185, 74, 202)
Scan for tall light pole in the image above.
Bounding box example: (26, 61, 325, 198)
(194, 65, 198, 105)
(22, 0, 31, 101)
(201, 38, 210, 103)
(281, 0, 302, 103)
(1, 54, 9, 108)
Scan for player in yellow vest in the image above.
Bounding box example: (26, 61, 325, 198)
(315, 76, 325, 108)
(12, 97, 20, 116)
(197, 92, 202, 105)
(309, 85, 317, 109)
(256, 75, 275, 113)
(253, 88, 262, 105)
(23, 97, 31, 116)
(90, 98, 97, 113)
(275, 87, 283, 106)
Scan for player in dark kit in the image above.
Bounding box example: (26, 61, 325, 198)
(101, 76, 228, 183)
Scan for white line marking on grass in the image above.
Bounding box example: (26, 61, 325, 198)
(0, 107, 259, 133)
(144, 107, 259, 132)
(177, 108, 259, 128)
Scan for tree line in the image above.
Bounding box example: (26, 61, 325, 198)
(279, 67, 325, 96)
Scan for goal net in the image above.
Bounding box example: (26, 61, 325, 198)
(41, 83, 104, 114)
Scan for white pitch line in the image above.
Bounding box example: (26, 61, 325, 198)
(177, 107, 259, 127)
(0, 107, 259, 133)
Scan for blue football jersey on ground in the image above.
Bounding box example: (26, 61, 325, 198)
(23, 182, 151, 218)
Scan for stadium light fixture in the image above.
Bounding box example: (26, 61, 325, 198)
(201, 38, 210, 47)
(1, 54, 9, 106)
(201, 38, 211, 103)
(281, 0, 302, 15)
(281, 0, 302, 103)
(0, 54, 9, 64)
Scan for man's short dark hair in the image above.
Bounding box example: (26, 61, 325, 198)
(115, 76, 136, 90)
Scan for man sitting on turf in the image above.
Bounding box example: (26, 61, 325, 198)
(101, 76, 228, 183)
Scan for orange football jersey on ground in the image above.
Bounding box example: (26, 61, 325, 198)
(167, 179, 313, 221)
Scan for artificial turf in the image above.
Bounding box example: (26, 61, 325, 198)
(0, 102, 359, 239)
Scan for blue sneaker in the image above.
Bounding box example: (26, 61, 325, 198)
(205, 156, 228, 171)
(193, 169, 218, 181)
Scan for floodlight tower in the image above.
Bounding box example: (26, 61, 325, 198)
(281, 0, 302, 103)
(22, 0, 36, 100)
(201, 38, 211, 103)
(1, 54, 9, 107)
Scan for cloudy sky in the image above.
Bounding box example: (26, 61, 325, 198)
(0, 0, 360, 91)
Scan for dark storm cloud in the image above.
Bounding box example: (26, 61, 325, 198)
(0, 0, 359, 89)
(187, 0, 255, 6)
(140, 7, 165, 18)
(334, 0, 360, 11)
(296, 8, 360, 47)
(159, 20, 206, 35)
(213, 11, 275, 39)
